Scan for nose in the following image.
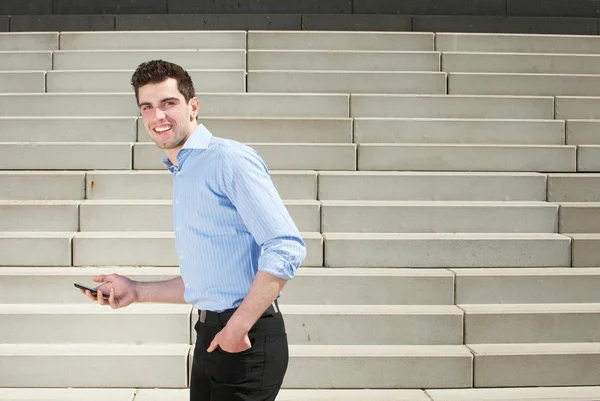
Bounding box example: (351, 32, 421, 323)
(153, 107, 166, 120)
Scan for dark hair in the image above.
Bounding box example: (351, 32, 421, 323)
(131, 60, 195, 103)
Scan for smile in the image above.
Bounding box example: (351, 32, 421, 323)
(154, 125, 172, 133)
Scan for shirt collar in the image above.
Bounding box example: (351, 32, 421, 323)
(162, 124, 213, 170)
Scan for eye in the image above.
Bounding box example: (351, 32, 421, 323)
(165, 101, 173, 106)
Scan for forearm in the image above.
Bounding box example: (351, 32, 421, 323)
(135, 276, 186, 304)
(227, 271, 287, 332)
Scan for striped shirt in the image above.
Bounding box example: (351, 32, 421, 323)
(163, 124, 306, 312)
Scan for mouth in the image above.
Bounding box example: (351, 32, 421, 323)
(153, 125, 173, 135)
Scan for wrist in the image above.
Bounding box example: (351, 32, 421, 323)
(133, 281, 143, 302)
(227, 313, 252, 333)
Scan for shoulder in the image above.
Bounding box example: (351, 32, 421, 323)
(210, 137, 267, 171)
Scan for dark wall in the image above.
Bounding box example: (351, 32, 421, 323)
(2, 0, 600, 34)
(3, 0, 600, 17)
(3, 14, 598, 35)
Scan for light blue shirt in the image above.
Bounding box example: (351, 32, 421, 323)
(163, 124, 306, 312)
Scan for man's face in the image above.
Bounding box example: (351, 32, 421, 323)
(138, 78, 198, 150)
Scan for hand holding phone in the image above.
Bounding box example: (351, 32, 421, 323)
(74, 283, 110, 300)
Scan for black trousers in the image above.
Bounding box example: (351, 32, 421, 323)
(190, 304, 289, 401)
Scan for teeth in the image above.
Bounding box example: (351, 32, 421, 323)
(155, 126, 171, 133)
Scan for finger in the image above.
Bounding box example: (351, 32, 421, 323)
(207, 338, 218, 353)
(108, 288, 118, 309)
(97, 290, 107, 305)
(83, 289, 96, 302)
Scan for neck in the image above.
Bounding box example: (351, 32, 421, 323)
(164, 121, 199, 167)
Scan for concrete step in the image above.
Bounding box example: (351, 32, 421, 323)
(139, 118, 353, 143)
(0, 172, 85, 200)
(196, 304, 463, 345)
(0, 33, 58, 51)
(318, 172, 547, 201)
(134, 143, 357, 171)
(53, 49, 246, 70)
(0, 93, 349, 118)
(351, 94, 553, 119)
(2, 117, 351, 144)
(0, 71, 45, 93)
(469, 343, 600, 387)
(321, 201, 558, 233)
(247, 50, 440, 71)
(0, 267, 455, 305)
(247, 71, 446, 94)
(79, 200, 320, 232)
(323, 233, 570, 268)
(578, 145, 600, 171)
(71, 232, 323, 267)
(548, 173, 600, 202)
(6, 304, 461, 346)
(0, 117, 137, 142)
(443, 52, 600, 74)
(282, 345, 472, 388)
(0, 343, 189, 387)
(568, 234, 600, 267)
(0, 344, 471, 388)
(86, 170, 317, 200)
(0, 267, 181, 304)
(427, 386, 600, 400)
(454, 268, 600, 304)
(358, 144, 576, 172)
(248, 31, 434, 51)
(0, 200, 318, 232)
(59, 31, 246, 51)
(566, 120, 600, 145)
(0, 201, 79, 231)
(46, 70, 246, 93)
(354, 118, 565, 145)
(559, 203, 600, 233)
(0, 388, 434, 401)
(0, 143, 132, 170)
(4, 387, 600, 401)
(461, 303, 600, 344)
(0, 232, 72, 266)
(0, 51, 52, 71)
(556, 96, 600, 119)
(0, 303, 192, 344)
(449, 73, 600, 96)
(436, 33, 600, 54)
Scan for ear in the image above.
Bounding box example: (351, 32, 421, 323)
(189, 97, 199, 122)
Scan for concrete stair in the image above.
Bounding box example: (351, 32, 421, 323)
(443, 52, 600, 74)
(0, 51, 53, 70)
(2, 29, 600, 395)
(247, 50, 440, 71)
(46, 70, 246, 93)
(448, 73, 600, 96)
(0, 93, 350, 118)
(53, 49, 246, 70)
(354, 118, 565, 145)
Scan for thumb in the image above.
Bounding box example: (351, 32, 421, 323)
(207, 337, 219, 353)
(91, 275, 106, 283)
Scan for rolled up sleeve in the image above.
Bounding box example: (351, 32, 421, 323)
(220, 146, 306, 280)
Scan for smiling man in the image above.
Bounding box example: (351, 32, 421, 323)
(80, 60, 306, 401)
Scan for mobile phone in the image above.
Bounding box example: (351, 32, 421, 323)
(74, 283, 110, 299)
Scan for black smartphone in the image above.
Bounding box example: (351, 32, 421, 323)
(74, 283, 110, 299)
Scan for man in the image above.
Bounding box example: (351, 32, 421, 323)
(81, 60, 306, 401)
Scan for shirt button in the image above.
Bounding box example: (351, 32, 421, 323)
(176, 226, 180, 231)
(175, 200, 180, 204)
(180, 256, 184, 260)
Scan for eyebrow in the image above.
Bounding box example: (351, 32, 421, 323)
(139, 97, 180, 107)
